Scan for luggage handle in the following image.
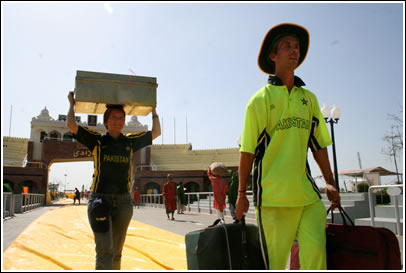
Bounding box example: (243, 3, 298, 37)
(327, 205, 354, 226)
(216, 217, 250, 270)
(210, 218, 235, 269)
(208, 218, 222, 228)
(241, 217, 249, 269)
(220, 223, 233, 269)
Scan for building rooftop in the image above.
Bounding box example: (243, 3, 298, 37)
(150, 144, 239, 171)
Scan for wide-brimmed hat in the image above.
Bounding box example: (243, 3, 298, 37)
(258, 23, 309, 75)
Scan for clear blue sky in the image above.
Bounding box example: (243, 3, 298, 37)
(2, 2, 404, 191)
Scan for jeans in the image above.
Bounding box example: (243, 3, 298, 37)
(88, 192, 133, 270)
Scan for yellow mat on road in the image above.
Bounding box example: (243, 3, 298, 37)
(3, 205, 187, 270)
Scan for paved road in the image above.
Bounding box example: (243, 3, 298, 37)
(2, 202, 258, 252)
(132, 205, 258, 237)
(3, 202, 404, 269)
(3, 204, 67, 251)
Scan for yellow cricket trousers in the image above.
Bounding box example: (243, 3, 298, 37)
(256, 199, 327, 270)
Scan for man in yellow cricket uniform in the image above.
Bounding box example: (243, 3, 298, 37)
(235, 23, 341, 270)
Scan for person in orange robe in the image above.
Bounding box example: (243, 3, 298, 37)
(133, 187, 140, 208)
(163, 174, 177, 220)
(207, 168, 228, 223)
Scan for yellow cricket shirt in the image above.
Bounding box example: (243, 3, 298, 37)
(74, 126, 152, 194)
(240, 76, 332, 207)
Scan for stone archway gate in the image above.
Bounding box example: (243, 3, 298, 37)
(25, 139, 149, 204)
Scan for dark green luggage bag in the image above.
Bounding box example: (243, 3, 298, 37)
(185, 218, 267, 270)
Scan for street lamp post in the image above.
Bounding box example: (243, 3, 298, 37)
(321, 104, 341, 191)
(64, 174, 67, 192)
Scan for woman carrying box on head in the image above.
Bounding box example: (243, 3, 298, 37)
(67, 91, 161, 270)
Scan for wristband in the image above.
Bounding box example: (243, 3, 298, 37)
(238, 189, 246, 193)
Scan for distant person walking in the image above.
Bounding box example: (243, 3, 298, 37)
(133, 187, 141, 209)
(207, 168, 228, 223)
(176, 182, 186, 214)
(163, 174, 177, 220)
(74, 188, 81, 205)
(227, 170, 238, 221)
(67, 91, 161, 270)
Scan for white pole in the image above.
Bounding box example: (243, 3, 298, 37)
(174, 117, 176, 144)
(9, 105, 13, 136)
(161, 116, 164, 145)
(186, 116, 188, 144)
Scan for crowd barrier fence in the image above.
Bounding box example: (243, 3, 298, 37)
(3, 193, 46, 218)
(140, 191, 254, 215)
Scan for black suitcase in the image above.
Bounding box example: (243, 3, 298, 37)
(185, 218, 267, 270)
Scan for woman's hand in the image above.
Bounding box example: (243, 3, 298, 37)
(67, 91, 78, 134)
(68, 91, 75, 106)
(151, 108, 161, 140)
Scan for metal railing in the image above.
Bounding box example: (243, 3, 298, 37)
(3, 160, 48, 168)
(140, 192, 216, 212)
(140, 194, 164, 208)
(140, 191, 254, 214)
(368, 184, 403, 235)
(184, 192, 215, 214)
(134, 163, 212, 171)
(3, 193, 15, 218)
(3, 193, 46, 218)
(21, 193, 45, 213)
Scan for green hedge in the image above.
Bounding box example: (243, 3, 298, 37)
(376, 189, 391, 204)
(357, 182, 369, 192)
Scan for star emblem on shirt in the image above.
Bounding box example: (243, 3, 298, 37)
(301, 98, 308, 105)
